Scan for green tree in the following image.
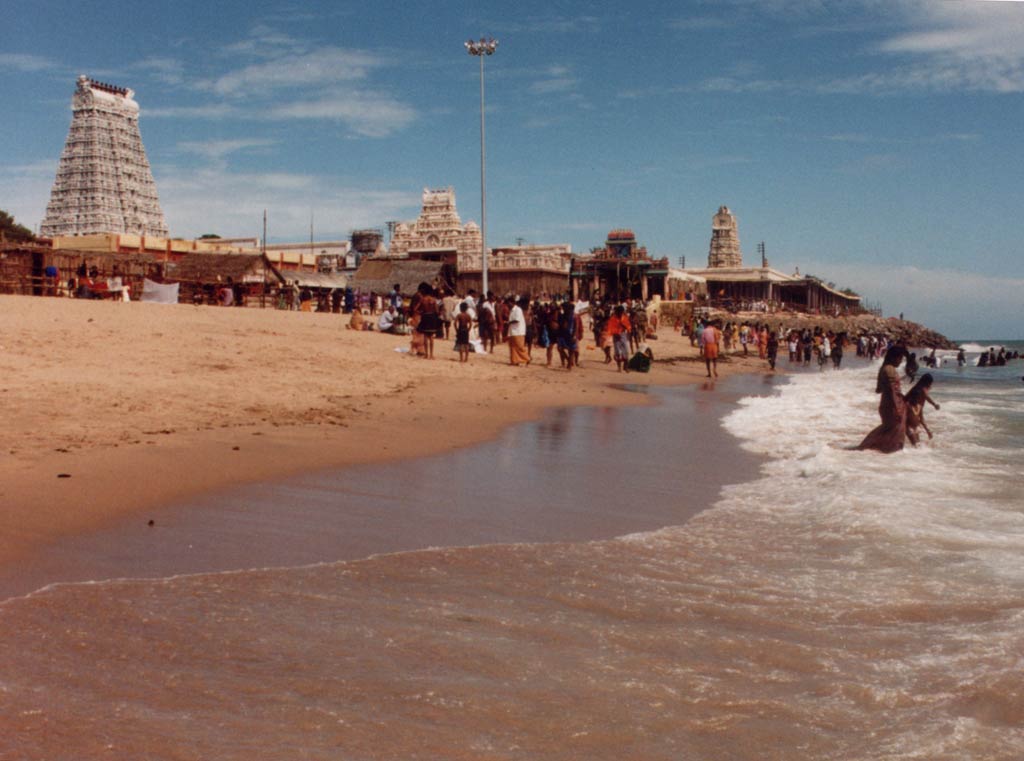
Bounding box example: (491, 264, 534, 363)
(0, 210, 35, 243)
(199, 233, 221, 239)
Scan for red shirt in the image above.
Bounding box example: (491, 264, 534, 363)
(608, 314, 631, 336)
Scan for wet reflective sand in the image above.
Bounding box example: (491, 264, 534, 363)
(1, 376, 768, 599)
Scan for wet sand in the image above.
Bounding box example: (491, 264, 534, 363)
(0, 294, 767, 587)
(1, 375, 777, 599)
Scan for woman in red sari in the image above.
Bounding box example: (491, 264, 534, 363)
(857, 346, 907, 453)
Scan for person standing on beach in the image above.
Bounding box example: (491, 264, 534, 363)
(454, 302, 473, 362)
(702, 320, 721, 378)
(592, 301, 613, 364)
(608, 304, 632, 373)
(557, 301, 583, 371)
(389, 283, 403, 314)
(507, 296, 531, 366)
(441, 288, 459, 340)
(478, 293, 497, 354)
(766, 330, 779, 371)
(411, 283, 440, 359)
(857, 346, 908, 453)
(496, 297, 509, 345)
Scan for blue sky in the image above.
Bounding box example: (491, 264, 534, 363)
(2, 0, 1022, 338)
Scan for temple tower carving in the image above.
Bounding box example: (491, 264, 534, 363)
(707, 205, 742, 268)
(41, 76, 168, 238)
(387, 187, 482, 263)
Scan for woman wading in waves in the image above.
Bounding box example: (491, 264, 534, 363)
(857, 345, 908, 453)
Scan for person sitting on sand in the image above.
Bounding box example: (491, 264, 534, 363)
(627, 346, 654, 373)
(904, 373, 940, 446)
(348, 308, 368, 331)
(378, 305, 398, 333)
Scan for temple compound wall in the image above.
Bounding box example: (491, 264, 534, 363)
(41, 76, 168, 239)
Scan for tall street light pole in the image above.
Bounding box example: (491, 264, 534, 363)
(465, 36, 498, 296)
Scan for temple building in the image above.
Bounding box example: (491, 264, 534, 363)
(464, 243, 572, 297)
(707, 205, 742, 268)
(41, 76, 167, 238)
(570, 229, 669, 301)
(387, 187, 481, 266)
(380, 186, 570, 295)
(681, 206, 861, 314)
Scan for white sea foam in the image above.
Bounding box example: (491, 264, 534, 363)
(717, 362, 1024, 591)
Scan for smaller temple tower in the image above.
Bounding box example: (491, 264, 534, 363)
(707, 205, 742, 268)
(387, 187, 482, 265)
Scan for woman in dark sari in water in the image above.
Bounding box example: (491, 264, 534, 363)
(857, 345, 908, 453)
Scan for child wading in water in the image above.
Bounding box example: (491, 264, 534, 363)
(905, 372, 940, 445)
(454, 302, 473, 363)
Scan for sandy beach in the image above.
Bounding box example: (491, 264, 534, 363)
(0, 294, 761, 579)
(6, 294, 1024, 760)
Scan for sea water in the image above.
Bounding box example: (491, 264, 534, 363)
(2, 350, 1022, 760)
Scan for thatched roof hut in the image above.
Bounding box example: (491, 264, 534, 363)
(349, 258, 448, 294)
(167, 253, 281, 285)
(282, 270, 349, 290)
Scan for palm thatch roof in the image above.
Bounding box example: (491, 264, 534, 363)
(280, 270, 349, 289)
(168, 253, 281, 284)
(349, 258, 446, 294)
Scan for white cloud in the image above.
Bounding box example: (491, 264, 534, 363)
(144, 104, 238, 119)
(133, 57, 186, 86)
(177, 138, 277, 161)
(0, 160, 58, 234)
(669, 16, 732, 31)
(219, 24, 309, 59)
(880, 1, 1024, 60)
(529, 65, 580, 95)
(498, 16, 601, 34)
(0, 53, 59, 72)
(204, 47, 383, 96)
(154, 166, 418, 240)
(263, 89, 415, 137)
(867, 0, 1024, 93)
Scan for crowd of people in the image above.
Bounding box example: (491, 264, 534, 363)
(683, 317, 908, 376)
(349, 283, 660, 372)
(977, 346, 1020, 367)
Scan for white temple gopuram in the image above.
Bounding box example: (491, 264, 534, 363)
(707, 205, 742, 268)
(387, 187, 482, 263)
(40, 76, 168, 238)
